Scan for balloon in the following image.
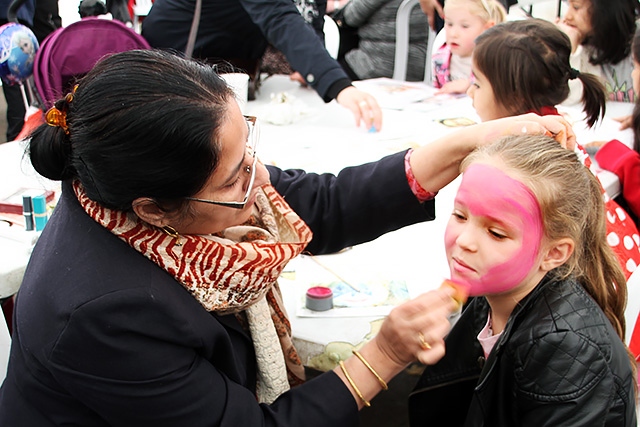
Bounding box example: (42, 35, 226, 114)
(0, 23, 39, 85)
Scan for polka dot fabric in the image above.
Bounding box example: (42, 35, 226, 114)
(577, 145, 640, 280)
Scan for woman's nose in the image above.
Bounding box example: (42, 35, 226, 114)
(254, 162, 270, 188)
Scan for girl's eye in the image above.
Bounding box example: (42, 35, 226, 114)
(452, 211, 467, 221)
(489, 229, 508, 239)
(472, 82, 480, 89)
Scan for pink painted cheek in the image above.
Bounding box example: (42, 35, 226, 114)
(467, 244, 538, 296)
(449, 164, 544, 296)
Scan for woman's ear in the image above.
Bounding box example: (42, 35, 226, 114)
(132, 198, 169, 228)
(540, 238, 574, 271)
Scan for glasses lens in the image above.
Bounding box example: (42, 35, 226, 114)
(186, 116, 259, 208)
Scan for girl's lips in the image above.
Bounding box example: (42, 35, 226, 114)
(452, 257, 475, 274)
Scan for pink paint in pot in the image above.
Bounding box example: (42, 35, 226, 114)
(305, 286, 334, 311)
(445, 163, 544, 296)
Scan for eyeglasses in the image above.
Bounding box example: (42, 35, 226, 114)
(185, 116, 259, 209)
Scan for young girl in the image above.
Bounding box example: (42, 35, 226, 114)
(557, 0, 638, 103)
(467, 19, 640, 279)
(431, 0, 506, 94)
(409, 134, 637, 426)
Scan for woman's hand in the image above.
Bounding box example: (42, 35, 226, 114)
(409, 113, 576, 195)
(333, 287, 457, 409)
(336, 86, 384, 132)
(477, 113, 577, 150)
(374, 286, 457, 366)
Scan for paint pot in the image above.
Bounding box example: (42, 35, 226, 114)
(305, 286, 333, 311)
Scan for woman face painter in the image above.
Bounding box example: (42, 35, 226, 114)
(0, 49, 576, 426)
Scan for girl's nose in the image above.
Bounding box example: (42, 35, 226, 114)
(466, 85, 475, 98)
(455, 226, 478, 252)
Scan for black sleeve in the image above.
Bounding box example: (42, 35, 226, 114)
(268, 150, 435, 254)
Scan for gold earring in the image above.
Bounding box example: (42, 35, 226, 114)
(161, 225, 183, 246)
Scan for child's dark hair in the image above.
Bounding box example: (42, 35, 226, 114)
(28, 49, 234, 213)
(474, 19, 606, 127)
(583, 0, 637, 65)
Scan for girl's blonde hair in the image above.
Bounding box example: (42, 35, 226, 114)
(444, 0, 508, 24)
(462, 135, 629, 344)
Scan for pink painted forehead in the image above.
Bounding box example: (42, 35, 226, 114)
(457, 163, 543, 229)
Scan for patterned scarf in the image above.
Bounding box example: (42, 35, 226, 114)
(73, 182, 313, 404)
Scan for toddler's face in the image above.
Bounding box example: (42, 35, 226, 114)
(444, 161, 544, 298)
(443, 5, 491, 58)
(466, 64, 511, 122)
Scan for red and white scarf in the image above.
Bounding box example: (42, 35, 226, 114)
(74, 181, 313, 403)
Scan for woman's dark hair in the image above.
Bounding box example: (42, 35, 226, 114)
(583, 0, 637, 65)
(29, 49, 234, 212)
(474, 19, 606, 127)
(631, 27, 640, 155)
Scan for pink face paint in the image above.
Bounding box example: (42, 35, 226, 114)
(444, 163, 544, 296)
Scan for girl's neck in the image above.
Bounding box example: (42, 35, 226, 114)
(485, 273, 545, 334)
(486, 296, 517, 334)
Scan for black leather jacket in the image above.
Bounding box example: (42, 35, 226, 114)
(409, 273, 637, 427)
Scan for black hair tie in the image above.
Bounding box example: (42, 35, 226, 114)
(569, 68, 580, 80)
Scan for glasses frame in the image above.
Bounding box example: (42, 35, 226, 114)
(185, 116, 259, 209)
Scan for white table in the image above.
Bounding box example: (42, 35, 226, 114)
(0, 75, 629, 370)
(0, 140, 58, 300)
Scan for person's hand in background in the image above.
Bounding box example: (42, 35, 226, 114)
(614, 114, 633, 130)
(419, 0, 444, 31)
(336, 86, 384, 132)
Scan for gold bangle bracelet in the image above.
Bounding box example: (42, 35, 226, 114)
(339, 360, 371, 407)
(352, 350, 388, 390)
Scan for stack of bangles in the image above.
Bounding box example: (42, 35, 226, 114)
(338, 350, 388, 407)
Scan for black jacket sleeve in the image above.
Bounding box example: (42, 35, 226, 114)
(268, 150, 435, 254)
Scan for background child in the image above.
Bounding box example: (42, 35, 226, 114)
(468, 19, 640, 280)
(409, 134, 637, 426)
(557, 0, 638, 103)
(595, 27, 640, 225)
(431, 0, 506, 94)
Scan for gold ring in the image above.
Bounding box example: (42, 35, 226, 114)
(418, 332, 431, 350)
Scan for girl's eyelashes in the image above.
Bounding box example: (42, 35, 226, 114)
(488, 228, 508, 239)
(452, 210, 467, 221)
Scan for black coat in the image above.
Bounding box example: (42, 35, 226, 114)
(408, 274, 637, 427)
(141, 0, 350, 101)
(0, 151, 435, 426)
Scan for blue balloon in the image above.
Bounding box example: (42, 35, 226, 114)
(0, 23, 39, 85)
